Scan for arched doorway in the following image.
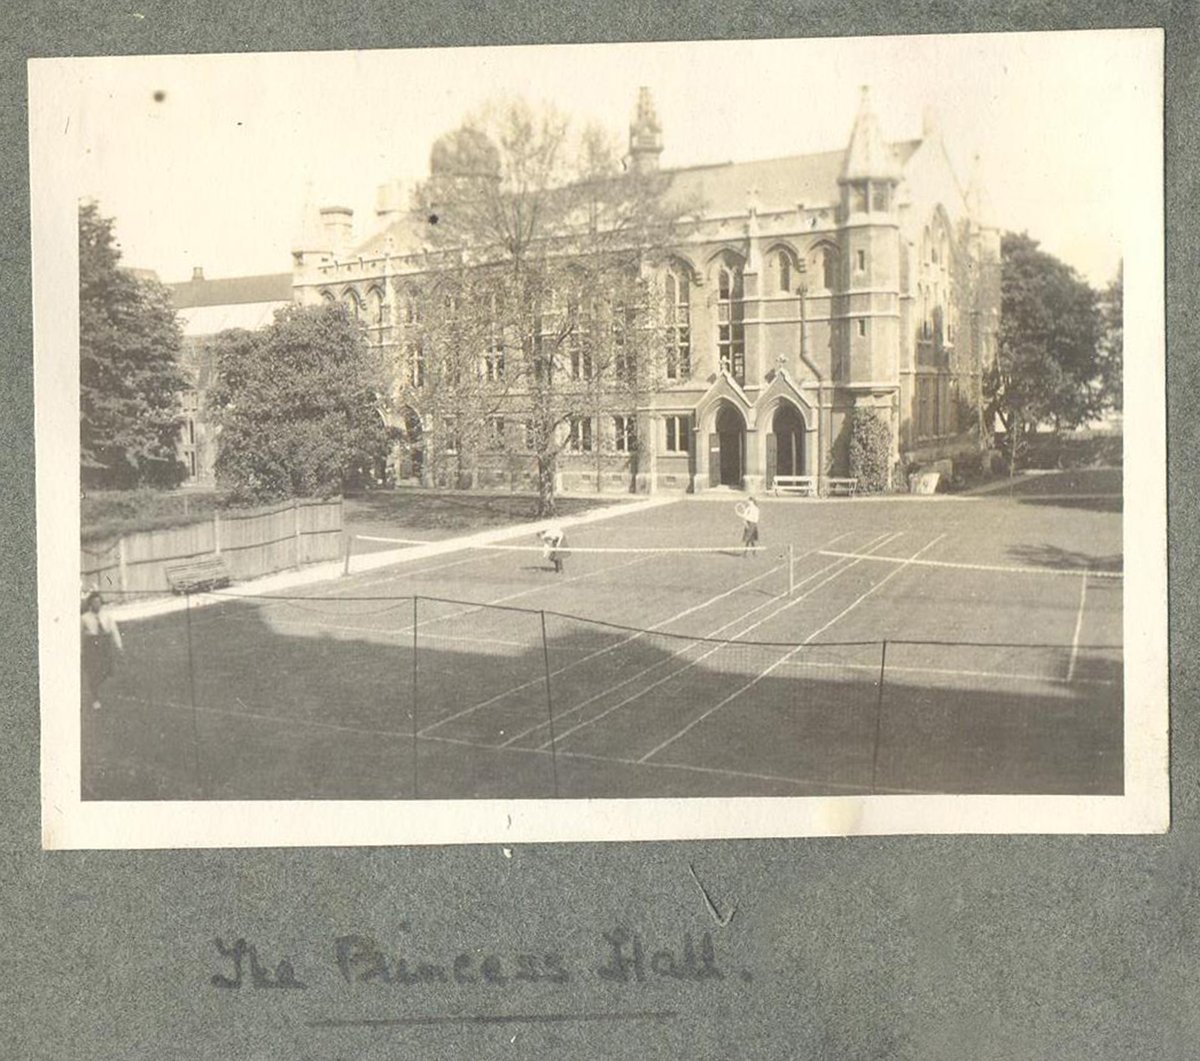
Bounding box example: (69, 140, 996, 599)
(398, 407, 424, 482)
(710, 404, 746, 488)
(771, 404, 807, 482)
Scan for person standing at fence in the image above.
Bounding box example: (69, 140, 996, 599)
(737, 496, 760, 558)
(539, 525, 567, 574)
(81, 589, 123, 710)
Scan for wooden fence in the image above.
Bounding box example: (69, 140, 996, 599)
(81, 498, 344, 596)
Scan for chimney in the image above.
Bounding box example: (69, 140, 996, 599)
(375, 180, 406, 221)
(319, 205, 354, 256)
(191, 266, 204, 282)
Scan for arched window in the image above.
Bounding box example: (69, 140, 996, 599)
(819, 244, 838, 292)
(397, 287, 424, 389)
(341, 288, 362, 321)
(664, 269, 691, 380)
(716, 262, 745, 384)
(778, 252, 791, 294)
(366, 286, 387, 331)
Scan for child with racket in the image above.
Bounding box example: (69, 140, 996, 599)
(737, 496, 760, 558)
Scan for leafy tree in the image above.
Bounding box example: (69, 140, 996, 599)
(1098, 261, 1123, 414)
(409, 99, 692, 515)
(984, 232, 1102, 468)
(79, 201, 188, 489)
(847, 408, 892, 492)
(210, 305, 393, 502)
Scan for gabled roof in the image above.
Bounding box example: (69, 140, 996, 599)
(169, 273, 293, 310)
(345, 137, 927, 260)
(635, 138, 921, 218)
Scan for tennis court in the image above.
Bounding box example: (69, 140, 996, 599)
(82, 470, 1124, 801)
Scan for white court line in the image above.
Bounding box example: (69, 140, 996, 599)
(638, 533, 946, 764)
(1067, 572, 1089, 682)
(541, 532, 903, 751)
(777, 657, 1115, 688)
(417, 531, 854, 738)
(357, 535, 435, 545)
(816, 550, 1123, 580)
(496, 531, 873, 748)
(396, 551, 659, 636)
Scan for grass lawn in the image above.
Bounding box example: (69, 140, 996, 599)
(81, 488, 227, 542)
(343, 487, 627, 544)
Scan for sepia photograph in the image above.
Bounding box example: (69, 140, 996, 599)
(32, 30, 1166, 846)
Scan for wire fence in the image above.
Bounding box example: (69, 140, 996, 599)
(82, 590, 1125, 801)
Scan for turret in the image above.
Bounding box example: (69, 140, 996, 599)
(291, 192, 332, 272)
(319, 206, 354, 256)
(839, 85, 900, 218)
(628, 87, 663, 174)
(837, 86, 902, 390)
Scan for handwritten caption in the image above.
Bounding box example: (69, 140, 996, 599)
(209, 928, 745, 990)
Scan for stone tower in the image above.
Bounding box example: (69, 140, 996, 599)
(628, 87, 663, 174)
(837, 86, 902, 391)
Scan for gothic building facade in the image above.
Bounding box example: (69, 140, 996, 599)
(291, 87, 1000, 494)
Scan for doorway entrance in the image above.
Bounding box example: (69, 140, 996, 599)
(711, 404, 745, 487)
(771, 404, 807, 480)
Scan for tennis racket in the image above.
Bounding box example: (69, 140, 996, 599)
(735, 501, 751, 519)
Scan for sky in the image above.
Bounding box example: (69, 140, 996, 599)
(41, 30, 1160, 288)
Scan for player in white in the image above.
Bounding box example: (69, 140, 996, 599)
(539, 525, 567, 574)
(737, 496, 760, 558)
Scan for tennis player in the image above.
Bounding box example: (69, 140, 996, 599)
(81, 589, 124, 710)
(737, 496, 760, 558)
(539, 524, 567, 574)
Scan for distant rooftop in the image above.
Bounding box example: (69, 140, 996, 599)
(169, 271, 293, 310)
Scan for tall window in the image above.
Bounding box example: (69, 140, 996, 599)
(566, 296, 593, 380)
(341, 289, 362, 321)
(487, 416, 506, 450)
(567, 416, 593, 453)
(717, 264, 745, 384)
(778, 252, 791, 293)
(664, 415, 689, 453)
(366, 286, 388, 338)
(613, 302, 636, 382)
(821, 245, 838, 291)
(400, 289, 424, 388)
(613, 415, 636, 453)
(664, 271, 691, 380)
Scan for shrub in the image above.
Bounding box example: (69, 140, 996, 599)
(847, 409, 892, 492)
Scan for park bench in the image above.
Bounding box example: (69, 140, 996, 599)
(166, 555, 232, 594)
(772, 475, 817, 497)
(823, 478, 859, 498)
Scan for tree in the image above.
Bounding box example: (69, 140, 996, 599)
(409, 99, 693, 515)
(209, 305, 393, 502)
(79, 201, 188, 489)
(1097, 261, 1123, 414)
(984, 232, 1102, 468)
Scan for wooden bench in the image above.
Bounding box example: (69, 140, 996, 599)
(166, 555, 232, 594)
(773, 475, 817, 497)
(823, 478, 859, 498)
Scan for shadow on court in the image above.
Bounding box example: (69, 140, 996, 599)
(81, 593, 1125, 802)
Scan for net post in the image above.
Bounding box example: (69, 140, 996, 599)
(540, 610, 560, 799)
(342, 534, 353, 577)
(411, 595, 420, 799)
(788, 543, 795, 596)
(870, 638, 888, 794)
(183, 589, 204, 798)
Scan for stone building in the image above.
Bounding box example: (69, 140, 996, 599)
(291, 87, 1000, 494)
(168, 268, 293, 485)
